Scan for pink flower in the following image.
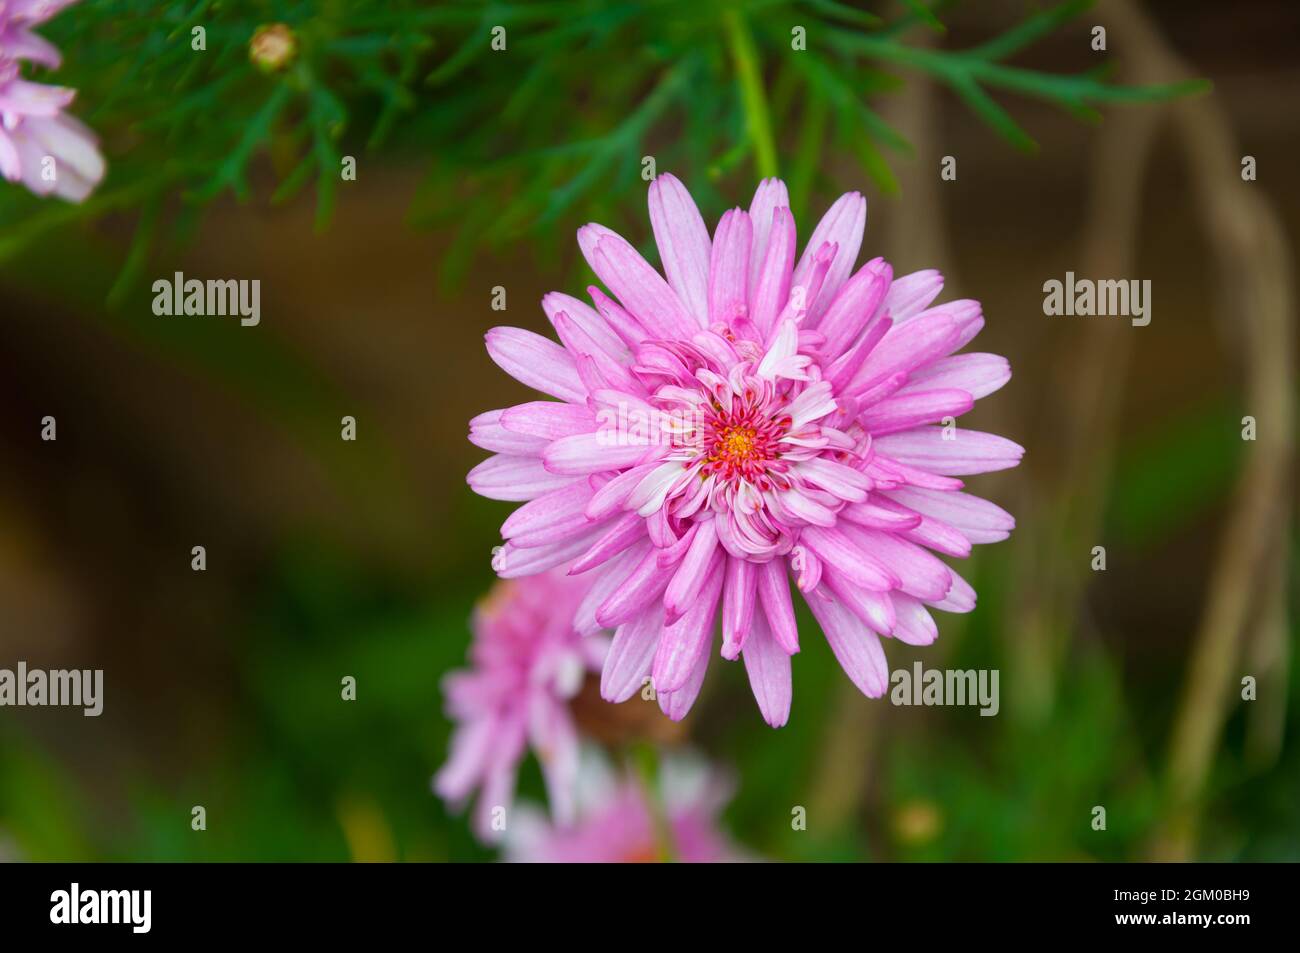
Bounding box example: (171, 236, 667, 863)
(0, 1, 104, 201)
(469, 175, 1022, 728)
(434, 570, 608, 842)
(0, 1, 78, 67)
(504, 751, 742, 863)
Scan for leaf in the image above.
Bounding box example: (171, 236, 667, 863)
(950, 74, 1037, 152)
(192, 84, 294, 203)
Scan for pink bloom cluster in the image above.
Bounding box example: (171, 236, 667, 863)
(434, 570, 607, 841)
(469, 174, 1021, 727)
(0, 0, 103, 201)
(504, 752, 741, 863)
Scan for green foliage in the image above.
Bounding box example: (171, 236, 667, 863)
(1, 0, 1205, 290)
(1, 0, 436, 263)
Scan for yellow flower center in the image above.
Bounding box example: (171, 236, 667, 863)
(718, 425, 757, 462)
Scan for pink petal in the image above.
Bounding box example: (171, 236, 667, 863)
(799, 526, 899, 591)
(820, 570, 897, 634)
(879, 269, 944, 323)
(582, 228, 696, 339)
(663, 519, 721, 624)
(815, 258, 892, 359)
(501, 481, 596, 540)
(468, 454, 578, 501)
(865, 495, 974, 557)
(628, 461, 690, 515)
(859, 388, 974, 436)
(873, 427, 1025, 475)
(882, 486, 1015, 544)
(469, 409, 548, 455)
(784, 380, 839, 428)
(499, 401, 596, 441)
(5, 29, 62, 69)
(485, 327, 586, 404)
(749, 206, 795, 339)
(794, 457, 872, 502)
(756, 558, 799, 654)
(747, 177, 790, 301)
(585, 462, 659, 520)
(543, 432, 655, 475)
(601, 605, 663, 702)
(794, 191, 867, 321)
(574, 543, 649, 634)
(777, 241, 835, 332)
(840, 498, 923, 532)
(806, 589, 890, 698)
(471, 713, 527, 840)
(742, 611, 793, 727)
(865, 453, 966, 491)
(840, 525, 952, 601)
(942, 301, 985, 353)
(508, 508, 608, 549)
(648, 173, 712, 326)
(902, 352, 1011, 400)
(774, 488, 837, 527)
(529, 696, 580, 824)
(492, 528, 605, 578)
(657, 643, 710, 722)
(889, 593, 938, 645)
(709, 208, 752, 328)
(930, 566, 976, 613)
(542, 291, 628, 361)
(595, 545, 675, 628)
(721, 555, 758, 660)
(652, 554, 724, 692)
(568, 511, 646, 574)
(433, 716, 495, 802)
(846, 310, 965, 396)
(551, 312, 637, 392)
(587, 285, 650, 347)
(825, 316, 893, 391)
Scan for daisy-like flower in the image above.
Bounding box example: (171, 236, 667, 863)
(504, 750, 742, 863)
(468, 174, 1022, 727)
(434, 570, 608, 842)
(0, 1, 104, 202)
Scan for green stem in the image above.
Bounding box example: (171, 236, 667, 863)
(632, 744, 676, 862)
(723, 7, 779, 178)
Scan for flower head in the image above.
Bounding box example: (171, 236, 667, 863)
(469, 175, 1022, 727)
(434, 570, 607, 842)
(0, 0, 104, 202)
(249, 23, 297, 73)
(504, 750, 741, 863)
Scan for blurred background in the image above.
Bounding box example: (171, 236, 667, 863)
(0, 0, 1296, 861)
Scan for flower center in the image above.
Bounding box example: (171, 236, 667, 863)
(718, 425, 756, 460)
(699, 407, 785, 484)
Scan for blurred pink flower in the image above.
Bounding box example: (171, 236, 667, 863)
(0, 1, 78, 67)
(505, 751, 742, 863)
(468, 174, 1021, 727)
(434, 570, 607, 843)
(0, 1, 104, 201)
